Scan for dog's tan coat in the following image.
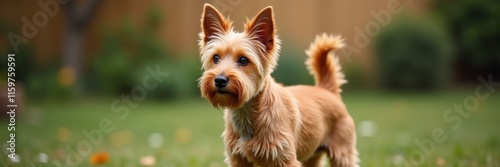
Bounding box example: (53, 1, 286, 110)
(198, 4, 359, 167)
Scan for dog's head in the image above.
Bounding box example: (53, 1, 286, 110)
(198, 4, 281, 109)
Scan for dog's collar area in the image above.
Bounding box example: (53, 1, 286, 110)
(230, 106, 255, 140)
(240, 134, 253, 141)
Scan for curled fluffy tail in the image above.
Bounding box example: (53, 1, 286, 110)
(305, 33, 347, 94)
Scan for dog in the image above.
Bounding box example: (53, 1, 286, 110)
(198, 4, 359, 167)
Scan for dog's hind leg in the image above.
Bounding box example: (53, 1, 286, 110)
(325, 117, 359, 167)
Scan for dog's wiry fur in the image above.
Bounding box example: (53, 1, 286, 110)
(198, 4, 359, 167)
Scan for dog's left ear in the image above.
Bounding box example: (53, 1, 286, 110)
(245, 6, 275, 51)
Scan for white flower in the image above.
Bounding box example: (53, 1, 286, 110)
(392, 154, 404, 166)
(358, 120, 377, 137)
(148, 133, 164, 149)
(10, 154, 20, 163)
(38, 153, 49, 163)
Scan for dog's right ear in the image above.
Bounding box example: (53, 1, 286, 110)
(200, 4, 231, 44)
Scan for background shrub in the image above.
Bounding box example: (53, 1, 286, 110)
(433, 0, 500, 82)
(272, 50, 313, 86)
(87, 10, 201, 100)
(0, 24, 72, 100)
(374, 15, 453, 90)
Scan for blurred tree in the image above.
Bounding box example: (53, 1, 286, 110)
(375, 15, 453, 90)
(434, 0, 500, 83)
(62, 0, 101, 88)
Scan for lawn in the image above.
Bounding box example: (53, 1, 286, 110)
(1, 89, 499, 166)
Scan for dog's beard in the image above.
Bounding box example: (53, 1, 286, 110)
(199, 70, 258, 109)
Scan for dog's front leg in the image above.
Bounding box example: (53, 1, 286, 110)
(224, 140, 254, 167)
(244, 136, 302, 167)
(225, 152, 253, 167)
(223, 124, 254, 167)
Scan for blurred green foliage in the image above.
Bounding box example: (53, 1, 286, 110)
(0, 21, 72, 99)
(6, 50, 72, 100)
(375, 15, 453, 90)
(272, 49, 361, 90)
(25, 61, 74, 99)
(434, 0, 500, 81)
(272, 50, 313, 86)
(87, 8, 200, 99)
(0, 21, 35, 83)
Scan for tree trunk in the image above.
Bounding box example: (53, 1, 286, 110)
(63, 22, 83, 82)
(62, 0, 101, 87)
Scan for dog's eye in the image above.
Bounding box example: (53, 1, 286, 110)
(237, 57, 249, 66)
(213, 54, 220, 64)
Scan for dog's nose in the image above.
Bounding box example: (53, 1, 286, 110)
(214, 76, 229, 88)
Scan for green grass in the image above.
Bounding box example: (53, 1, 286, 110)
(1, 90, 500, 166)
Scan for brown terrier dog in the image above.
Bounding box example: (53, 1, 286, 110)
(198, 4, 359, 167)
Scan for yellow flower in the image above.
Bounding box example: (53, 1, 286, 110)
(110, 130, 134, 148)
(57, 127, 71, 143)
(175, 127, 191, 144)
(90, 152, 109, 165)
(57, 66, 76, 87)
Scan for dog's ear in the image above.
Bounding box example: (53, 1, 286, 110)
(245, 6, 275, 51)
(201, 4, 231, 44)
